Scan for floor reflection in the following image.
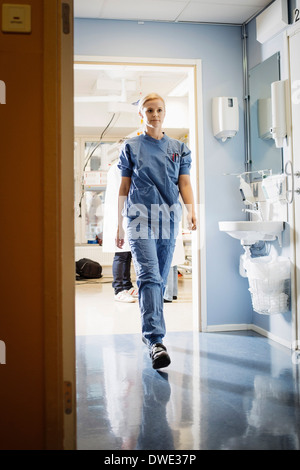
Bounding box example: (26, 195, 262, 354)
(136, 361, 174, 450)
(76, 331, 300, 450)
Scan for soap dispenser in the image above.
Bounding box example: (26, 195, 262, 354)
(212, 97, 239, 142)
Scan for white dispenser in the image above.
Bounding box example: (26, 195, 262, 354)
(212, 97, 239, 142)
(271, 80, 287, 148)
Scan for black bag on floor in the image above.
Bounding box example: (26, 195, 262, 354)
(76, 258, 102, 280)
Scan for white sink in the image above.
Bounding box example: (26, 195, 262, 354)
(218, 220, 284, 245)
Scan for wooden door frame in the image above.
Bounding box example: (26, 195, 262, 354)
(43, 0, 76, 449)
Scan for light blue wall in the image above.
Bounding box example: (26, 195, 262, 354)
(74, 19, 254, 328)
(246, 18, 292, 344)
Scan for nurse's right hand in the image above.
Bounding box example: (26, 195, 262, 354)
(115, 226, 125, 249)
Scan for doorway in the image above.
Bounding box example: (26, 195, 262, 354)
(73, 57, 203, 338)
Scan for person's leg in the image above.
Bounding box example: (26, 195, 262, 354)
(122, 251, 133, 291)
(157, 239, 176, 288)
(129, 235, 165, 345)
(112, 252, 134, 303)
(172, 266, 178, 299)
(128, 235, 175, 344)
(112, 252, 124, 295)
(127, 218, 176, 368)
(163, 266, 174, 302)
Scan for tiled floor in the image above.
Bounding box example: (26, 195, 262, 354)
(75, 274, 300, 450)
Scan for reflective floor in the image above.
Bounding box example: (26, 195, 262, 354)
(76, 271, 300, 450)
(76, 328, 300, 450)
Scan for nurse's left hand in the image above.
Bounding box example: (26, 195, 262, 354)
(187, 212, 197, 231)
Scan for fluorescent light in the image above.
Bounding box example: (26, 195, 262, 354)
(74, 95, 122, 102)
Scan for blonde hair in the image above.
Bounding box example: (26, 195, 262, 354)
(138, 93, 165, 114)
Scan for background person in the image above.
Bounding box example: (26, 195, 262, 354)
(103, 161, 138, 303)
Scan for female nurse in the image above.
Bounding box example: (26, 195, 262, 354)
(116, 93, 197, 369)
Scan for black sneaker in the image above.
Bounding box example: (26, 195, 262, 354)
(150, 343, 171, 370)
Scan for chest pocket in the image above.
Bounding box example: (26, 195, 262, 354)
(166, 152, 180, 183)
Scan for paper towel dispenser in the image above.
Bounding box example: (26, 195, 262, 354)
(271, 80, 287, 148)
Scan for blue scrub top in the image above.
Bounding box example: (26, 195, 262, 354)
(118, 132, 192, 223)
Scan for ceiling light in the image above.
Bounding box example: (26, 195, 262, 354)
(75, 95, 124, 103)
(75, 79, 128, 103)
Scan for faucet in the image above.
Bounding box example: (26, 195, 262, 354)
(242, 202, 263, 221)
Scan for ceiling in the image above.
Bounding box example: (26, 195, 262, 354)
(74, 63, 191, 139)
(73, 0, 273, 26)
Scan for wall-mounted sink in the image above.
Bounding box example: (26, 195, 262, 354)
(218, 220, 284, 245)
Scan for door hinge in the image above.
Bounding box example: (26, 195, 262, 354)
(64, 381, 73, 415)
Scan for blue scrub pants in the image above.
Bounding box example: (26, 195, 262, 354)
(164, 266, 178, 301)
(127, 221, 176, 346)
